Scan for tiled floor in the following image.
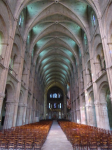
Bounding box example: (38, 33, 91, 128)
(41, 120, 73, 150)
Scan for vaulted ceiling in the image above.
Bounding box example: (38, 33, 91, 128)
(18, 0, 96, 88)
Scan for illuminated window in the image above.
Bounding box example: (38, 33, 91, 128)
(49, 103, 50, 109)
(54, 103, 56, 108)
(19, 16, 22, 26)
(19, 12, 24, 27)
(60, 103, 61, 109)
(53, 93, 57, 98)
(50, 94, 52, 98)
(84, 33, 87, 45)
(58, 104, 60, 108)
(32, 49, 34, 57)
(91, 12, 96, 26)
(58, 93, 60, 98)
(27, 34, 30, 44)
(92, 15, 96, 25)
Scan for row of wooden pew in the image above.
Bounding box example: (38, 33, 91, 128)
(0, 120, 52, 149)
(58, 121, 112, 150)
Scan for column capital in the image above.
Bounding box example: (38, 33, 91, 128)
(6, 100, 18, 104)
(18, 103, 27, 107)
(94, 101, 107, 106)
(0, 93, 5, 99)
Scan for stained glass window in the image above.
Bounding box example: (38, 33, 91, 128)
(91, 12, 96, 26)
(27, 34, 30, 44)
(19, 16, 22, 26)
(58, 104, 60, 108)
(60, 103, 61, 109)
(49, 103, 50, 109)
(58, 93, 60, 98)
(54, 103, 56, 108)
(92, 15, 96, 25)
(53, 93, 57, 98)
(84, 33, 87, 45)
(19, 12, 24, 27)
(50, 94, 52, 98)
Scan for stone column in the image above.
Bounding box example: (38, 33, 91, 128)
(94, 101, 110, 130)
(76, 108, 81, 123)
(85, 104, 96, 127)
(25, 107, 30, 124)
(98, 19, 112, 105)
(29, 108, 32, 124)
(32, 110, 35, 123)
(0, 19, 18, 119)
(73, 110, 76, 122)
(3, 101, 17, 129)
(16, 103, 26, 126)
(80, 106, 86, 125)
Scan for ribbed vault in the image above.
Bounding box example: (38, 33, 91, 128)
(17, 0, 97, 90)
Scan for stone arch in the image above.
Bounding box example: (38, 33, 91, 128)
(104, 2, 112, 43)
(19, 91, 24, 104)
(94, 43, 105, 74)
(0, 0, 13, 40)
(5, 82, 15, 102)
(87, 91, 96, 127)
(25, 94, 32, 124)
(16, 91, 25, 126)
(99, 82, 112, 129)
(0, 15, 8, 58)
(80, 94, 86, 124)
(3, 82, 15, 129)
(0, 89, 7, 128)
(44, 82, 66, 118)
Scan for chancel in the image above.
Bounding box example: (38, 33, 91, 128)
(0, 0, 112, 149)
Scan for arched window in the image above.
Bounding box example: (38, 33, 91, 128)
(19, 12, 24, 27)
(19, 16, 22, 26)
(27, 34, 30, 44)
(97, 55, 102, 70)
(103, 59, 106, 70)
(53, 93, 57, 98)
(49, 103, 50, 109)
(58, 104, 60, 108)
(58, 93, 60, 98)
(60, 103, 61, 109)
(50, 94, 52, 98)
(32, 49, 34, 57)
(91, 12, 96, 26)
(54, 103, 56, 108)
(9, 56, 14, 74)
(84, 33, 87, 45)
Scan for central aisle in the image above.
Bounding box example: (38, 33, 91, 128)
(41, 120, 73, 150)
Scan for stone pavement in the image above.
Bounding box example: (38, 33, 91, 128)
(41, 120, 73, 150)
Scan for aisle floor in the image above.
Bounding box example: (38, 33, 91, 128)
(41, 120, 73, 150)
